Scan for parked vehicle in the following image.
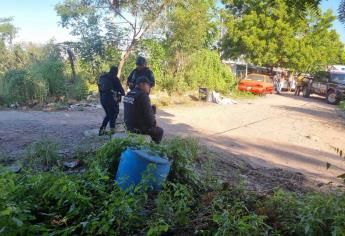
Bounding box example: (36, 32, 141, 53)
(238, 74, 273, 94)
(302, 71, 345, 105)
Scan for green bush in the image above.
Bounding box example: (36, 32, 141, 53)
(159, 50, 237, 94)
(184, 50, 237, 94)
(2, 68, 47, 104)
(29, 59, 66, 97)
(262, 190, 345, 235)
(66, 74, 89, 101)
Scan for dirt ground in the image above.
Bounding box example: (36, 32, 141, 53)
(160, 93, 345, 187)
(1, 93, 345, 191)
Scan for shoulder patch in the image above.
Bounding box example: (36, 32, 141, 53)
(123, 96, 135, 104)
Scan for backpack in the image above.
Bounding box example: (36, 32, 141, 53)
(98, 73, 112, 93)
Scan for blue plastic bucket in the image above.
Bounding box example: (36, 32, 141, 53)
(115, 148, 171, 191)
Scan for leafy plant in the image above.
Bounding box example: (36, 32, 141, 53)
(2, 137, 345, 235)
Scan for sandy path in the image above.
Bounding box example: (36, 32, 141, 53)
(159, 94, 345, 184)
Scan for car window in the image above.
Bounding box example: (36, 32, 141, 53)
(330, 73, 345, 84)
(246, 75, 264, 81)
(314, 72, 329, 83)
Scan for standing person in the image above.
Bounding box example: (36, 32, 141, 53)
(127, 56, 155, 91)
(275, 74, 282, 94)
(123, 77, 163, 144)
(291, 78, 296, 92)
(98, 66, 125, 136)
(295, 74, 304, 96)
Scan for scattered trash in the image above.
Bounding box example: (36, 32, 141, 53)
(8, 165, 21, 173)
(10, 103, 19, 109)
(63, 160, 80, 169)
(211, 91, 238, 105)
(68, 103, 102, 111)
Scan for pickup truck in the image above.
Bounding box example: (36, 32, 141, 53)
(303, 71, 345, 105)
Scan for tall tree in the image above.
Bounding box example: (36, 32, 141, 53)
(165, 0, 218, 54)
(339, 0, 345, 24)
(162, 0, 218, 75)
(56, 0, 172, 77)
(221, 0, 302, 69)
(0, 17, 17, 44)
(221, 0, 344, 72)
(0, 18, 17, 75)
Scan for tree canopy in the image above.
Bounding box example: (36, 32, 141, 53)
(0, 17, 17, 44)
(221, 0, 345, 72)
(55, 0, 171, 76)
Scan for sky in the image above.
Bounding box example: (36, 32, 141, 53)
(0, 0, 344, 44)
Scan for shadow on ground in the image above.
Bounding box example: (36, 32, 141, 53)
(157, 103, 345, 192)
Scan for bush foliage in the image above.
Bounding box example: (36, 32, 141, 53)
(2, 69, 47, 104)
(1, 137, 345, 235)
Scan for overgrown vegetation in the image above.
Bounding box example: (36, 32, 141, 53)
(1, 137, 345, 235)
(1, 0, 345, 106)
(0, 39, 89, 106)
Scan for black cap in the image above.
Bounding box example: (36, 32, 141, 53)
(136, 56, 147, 66)
(136, 76, 151, 85)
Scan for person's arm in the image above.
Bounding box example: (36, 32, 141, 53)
(113, 76, 125, 96)
(147, 70, 155, 87)
(138, 93, 155, 128)
(127, 70, 134, 87)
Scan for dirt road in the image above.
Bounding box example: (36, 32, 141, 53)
(1, 94, 345, 185)
(159, 94, 345, 184)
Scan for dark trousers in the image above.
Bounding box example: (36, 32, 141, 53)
(146, 126, 164, 144)
(100, 94, 119, 129)
(295, 85, 301, 96)
(128, 126, 164, 144)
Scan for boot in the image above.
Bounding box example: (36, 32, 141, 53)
(109, 128, 116, 135)
(99, 127, 106, 136)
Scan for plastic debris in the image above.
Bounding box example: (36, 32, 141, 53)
(63, 160, 80, 169)
(8, 165, 21, 173)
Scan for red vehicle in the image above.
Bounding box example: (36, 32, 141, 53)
(238, 74, 274, 94)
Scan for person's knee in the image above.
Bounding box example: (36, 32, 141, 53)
(157, 127, 164, 137)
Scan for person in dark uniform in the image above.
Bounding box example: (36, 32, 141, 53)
(98, 66, 125, 136)
(123, 76, 163, 144)
(127, 56, 155, 90)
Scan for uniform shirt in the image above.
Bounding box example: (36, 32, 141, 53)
(126, 68, 155, 89)
(123, 87, 156, 131)
(98, 73, 125, 96)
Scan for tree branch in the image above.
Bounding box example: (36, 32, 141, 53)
(108, 0, 136, 30)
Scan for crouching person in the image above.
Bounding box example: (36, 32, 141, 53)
(123, 76, 163, 144)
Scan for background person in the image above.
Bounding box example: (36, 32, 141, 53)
(123, 76, 163, 144)
(98, 66, 125, 136)
(126, 56, 155, 91)
(295, 74, 304, 96)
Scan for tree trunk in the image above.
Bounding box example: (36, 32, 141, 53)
(111, 0, 170, 78)
(67, 49, 77, 83)
(117, 39, 136, 78)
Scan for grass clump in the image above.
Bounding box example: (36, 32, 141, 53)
(24, 140, 60, 169)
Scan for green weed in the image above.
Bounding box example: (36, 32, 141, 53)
(24, 140, 60, 169)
